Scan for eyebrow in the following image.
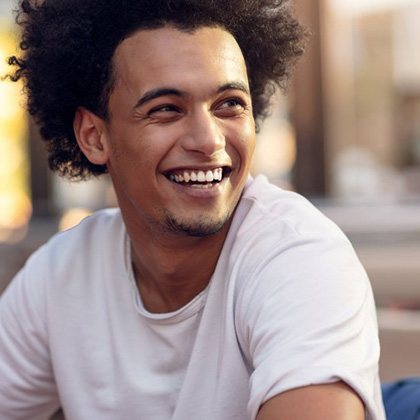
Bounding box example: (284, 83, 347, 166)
(217, 82, 250, 96)
(134, 88, 184, 109)
(133, 81, 250, 109)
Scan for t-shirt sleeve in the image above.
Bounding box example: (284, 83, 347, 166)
(0, 251, 60, 419)
(235, 233, 385, 420)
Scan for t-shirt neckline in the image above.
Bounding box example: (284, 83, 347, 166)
(124, 233, 210, 324)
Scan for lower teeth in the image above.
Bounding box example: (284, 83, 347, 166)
(190, 183, 213, 189)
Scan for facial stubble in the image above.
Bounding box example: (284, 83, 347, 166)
(163, 207, 233, 237)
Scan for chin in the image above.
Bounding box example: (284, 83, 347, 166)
(164, 211, 231, 237)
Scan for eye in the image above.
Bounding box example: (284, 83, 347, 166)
(214, 97, 247, 117)
(148, 104, 180, 114)
(147, 104, 182, 121)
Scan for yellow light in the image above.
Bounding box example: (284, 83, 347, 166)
(0, 138, 23, 177)
(0, 24, 31, 242)
(59, 208, 92, 232)
(0, 190, 31, 228)
(0, 82, 24, 120)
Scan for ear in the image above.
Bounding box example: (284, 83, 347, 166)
(73, 107, 109, 165)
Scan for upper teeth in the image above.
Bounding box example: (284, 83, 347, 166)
(169, 168, 223, 183)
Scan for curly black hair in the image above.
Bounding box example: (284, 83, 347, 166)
(8, 0, 306, 179)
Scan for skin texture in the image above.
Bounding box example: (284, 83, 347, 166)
(74, 26, 255, 313)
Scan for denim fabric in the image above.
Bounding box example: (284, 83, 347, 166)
(382, 377, 420, 420)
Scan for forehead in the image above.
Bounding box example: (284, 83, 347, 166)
(111, 26, 249, 95)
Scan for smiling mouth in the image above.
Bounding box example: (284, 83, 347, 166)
(165, 167, 232, 188)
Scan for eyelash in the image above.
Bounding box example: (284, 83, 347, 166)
(146, 96, 248, 118)
(220, 98, 244, 107)
(148, 104, 180, 115)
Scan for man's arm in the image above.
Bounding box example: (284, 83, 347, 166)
(257, 382, 365, 420)
(235, 227, 384, 419)
(0, 261, 60, 419)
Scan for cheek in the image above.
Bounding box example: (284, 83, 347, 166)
(226, 115, 255, 140)
(134, 125, 180, 156)
(236, 121, 256, 159)
(108, 125, 166, 168)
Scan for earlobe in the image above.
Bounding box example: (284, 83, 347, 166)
(73, 108, 109, 165)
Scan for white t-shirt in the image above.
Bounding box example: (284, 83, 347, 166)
(0, 175, 385, 420)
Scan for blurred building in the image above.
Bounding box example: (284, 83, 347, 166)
(254, 0, 420, 202)
(322, 0, 420, 202)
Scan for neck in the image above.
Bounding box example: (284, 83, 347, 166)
(129, 221, 230, 313)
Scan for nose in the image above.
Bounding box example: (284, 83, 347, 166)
(180, 108, 225, 156)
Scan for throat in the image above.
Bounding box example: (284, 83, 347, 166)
(134, 269, 211, 314)
(139, 279, 208, 314)
(129, 223, 229, 313)
(130, 247, 217, 314)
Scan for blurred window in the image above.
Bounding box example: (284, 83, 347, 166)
(323, 0, 420, 201)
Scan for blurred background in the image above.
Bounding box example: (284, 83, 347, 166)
(1, 0, 420, 382)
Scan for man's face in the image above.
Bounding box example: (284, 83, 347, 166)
(102, 25, 255, 237)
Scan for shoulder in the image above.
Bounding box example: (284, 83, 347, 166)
(229, 176, 373, 338)
(238, 175, 346, 240)
(22, 208, 125, 281)
(229, 179, 382, 420)
(1, 208, 128, 326)
(229, 176, 356, 277)
(51, 207, 123, 245)
(37, 207, 122, 253)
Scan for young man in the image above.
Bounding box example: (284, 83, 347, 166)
(1, 1, 385, 419)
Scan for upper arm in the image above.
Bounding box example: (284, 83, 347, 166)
(256, 382, 365, 420)
(235, 234, 383, 419)
(0, 260, 59, 419)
